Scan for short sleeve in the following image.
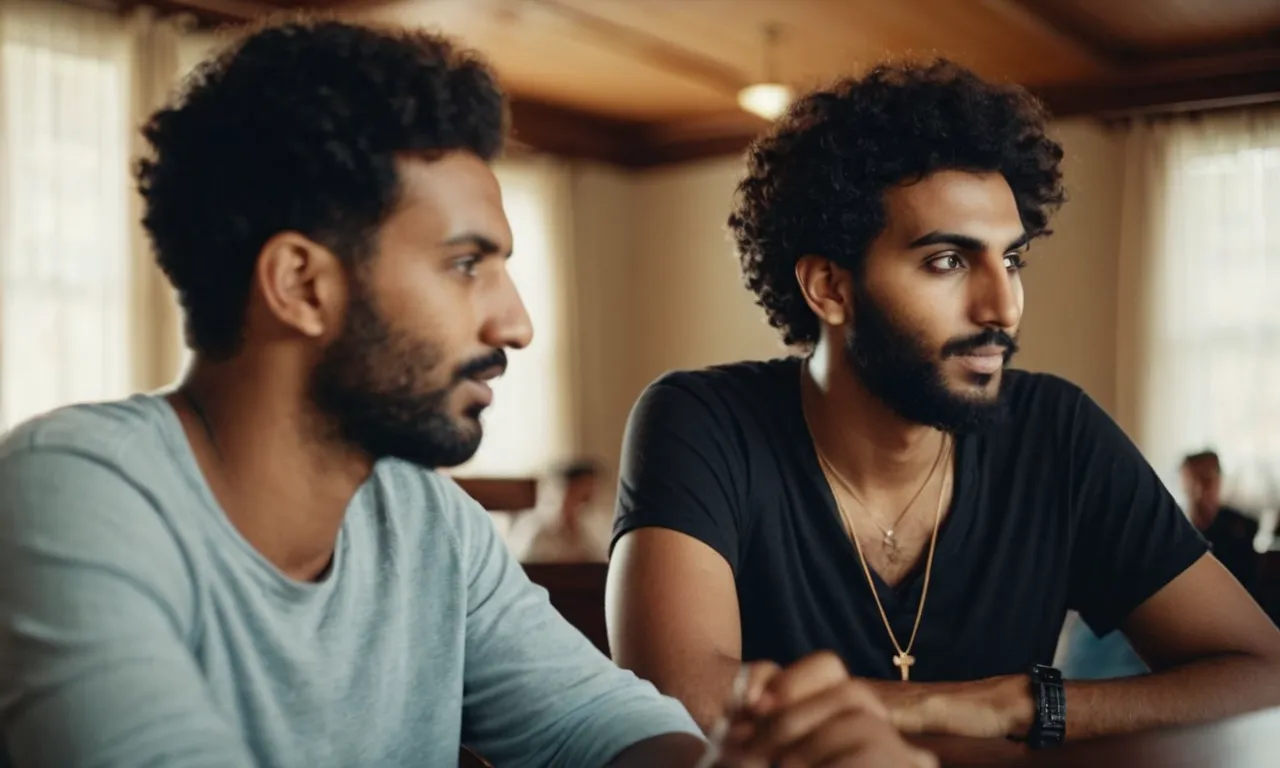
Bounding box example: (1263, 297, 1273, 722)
(0, 448, 254, 767)
(1066, 392, 1210, 636)
(451, 484, 700, 766)
(613, 378, 749, 573)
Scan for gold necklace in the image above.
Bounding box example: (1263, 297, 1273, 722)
(846, 436, 946, 562)
(815, 438, 952, 681)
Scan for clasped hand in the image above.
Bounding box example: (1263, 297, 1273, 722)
(710, 652, 937, 768)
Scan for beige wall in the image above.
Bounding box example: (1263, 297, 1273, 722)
(567, 117, 1127, 476)
(566, 163, 640, 478)
(630, 158, 789, 387)
(1014, 120, 1125, 416)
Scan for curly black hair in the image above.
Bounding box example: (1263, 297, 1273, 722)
(136, 17, 506, 358)
(728, 59, 1066, 348)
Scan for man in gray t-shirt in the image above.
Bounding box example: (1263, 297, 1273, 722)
(0, 18, 705, 768)
(0, 17, 925, 768)
(0, 396, 697, 767)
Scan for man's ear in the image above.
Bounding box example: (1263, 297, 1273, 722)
(795, 254, 854, 327)
(253, 232, 348, 341)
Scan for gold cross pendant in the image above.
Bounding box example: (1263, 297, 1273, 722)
(892, 652, 915, 681)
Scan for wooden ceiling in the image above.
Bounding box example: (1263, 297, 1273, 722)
(142, 0, 1280, 166)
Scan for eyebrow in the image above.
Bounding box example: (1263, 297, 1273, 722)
(442, 232, 511, 259)
(908, 230, 1030, 252)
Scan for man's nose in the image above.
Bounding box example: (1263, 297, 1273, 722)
(482, 266, 534, 350)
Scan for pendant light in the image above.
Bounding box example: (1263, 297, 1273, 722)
(737, 23, 793, 120)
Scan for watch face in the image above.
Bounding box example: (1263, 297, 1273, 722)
(1040, 693, 1066, 727)
(1033, 664, 1064, 684)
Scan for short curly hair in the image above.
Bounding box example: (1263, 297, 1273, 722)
(136, 18, 506, 358)
(728, 59, 1066, 348)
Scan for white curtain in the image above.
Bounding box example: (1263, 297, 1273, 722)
(1116, 108, 1280, 516)
(0, 0, 190, 431)
(453, 157, 578, 478)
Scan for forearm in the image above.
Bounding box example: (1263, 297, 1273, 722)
(872, 651, 1280, 741)
(1063, 652, 1280, 740)
(867, 678, 1033, 739)
(634, 652, 743, 733)
(608, 733, 708, 767)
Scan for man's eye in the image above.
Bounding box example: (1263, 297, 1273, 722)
(454, 255, 481, 277)
(928, 254, 964, 273)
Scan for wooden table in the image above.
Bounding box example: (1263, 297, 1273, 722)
(917, 706, 1280, 767)
(460, 708, 1279, 766)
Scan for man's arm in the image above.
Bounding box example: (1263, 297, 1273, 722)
(1060, 553, 1280, 739)
(607, 524, 1017, 740)
(607, 376, 754, 731)
(868, 554, 1280, 740)
(879, 387, 1280, 740)
(0, 449, 254, 767)
(609, 653, 937, 767)
(608, 527, 744, 731)
(607, 526, 1019, 741)
(1045, 387, 1280, 737)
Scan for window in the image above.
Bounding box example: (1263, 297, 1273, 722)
(452, 158, 576, 478)
(0, 2, 132, 430)
(1132, 110, 1280, 511)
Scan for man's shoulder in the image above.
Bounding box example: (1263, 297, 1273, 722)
(635, 356, 800, 426)
(364, 459, 496, 554)
(0, 397, 200, 622)
(978, 370, 1100, 458)
(0, 395, 172, 471)
(649, 356, 800, 396)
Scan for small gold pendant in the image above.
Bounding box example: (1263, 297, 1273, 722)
(883, 529, 900, 561)
(893, 652, 915, 681)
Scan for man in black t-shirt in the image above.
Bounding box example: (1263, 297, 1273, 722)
(607, 60, 1280, 747)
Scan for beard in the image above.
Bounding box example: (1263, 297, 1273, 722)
(844, 285, 1017, 434)
(309, 287, 505, 469)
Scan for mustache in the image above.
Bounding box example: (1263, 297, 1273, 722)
(454, 349, 508, 382)
(941, 328, 1019, 359)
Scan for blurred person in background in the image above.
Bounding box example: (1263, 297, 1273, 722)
(1061, 451, 1270, 680)
(512, 459, 612, 563)
(1183, 451, 1260, 594)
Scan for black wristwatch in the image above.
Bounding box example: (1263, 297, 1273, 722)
(1027, 664, 1066, 748)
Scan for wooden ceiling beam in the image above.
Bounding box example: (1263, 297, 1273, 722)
(985, 0, 1124, 68)
(1006, 0, 1136, 64)
(1036, 49, 1280, 118)
(518, 0, 749, 96)
(601, 48, 1280, 168)
(507, 98, 647, 167)
(119, 0, 1280, 169)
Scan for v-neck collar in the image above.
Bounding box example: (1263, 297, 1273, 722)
(785, 360, 980, 611)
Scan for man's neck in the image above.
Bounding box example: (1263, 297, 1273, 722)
(801, 341, 945, 497)
(172, 359, 373, 582)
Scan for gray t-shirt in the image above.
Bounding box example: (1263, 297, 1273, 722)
(0, 395, 699, 767)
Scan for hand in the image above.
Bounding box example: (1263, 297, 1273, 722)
(715, 652, 937, 768)
(872, 675, 1034, 739)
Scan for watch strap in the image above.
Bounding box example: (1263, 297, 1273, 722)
(1027, 664, 1066, 748)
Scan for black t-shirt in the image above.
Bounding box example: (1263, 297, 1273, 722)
(613, 357, 1208, 682)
